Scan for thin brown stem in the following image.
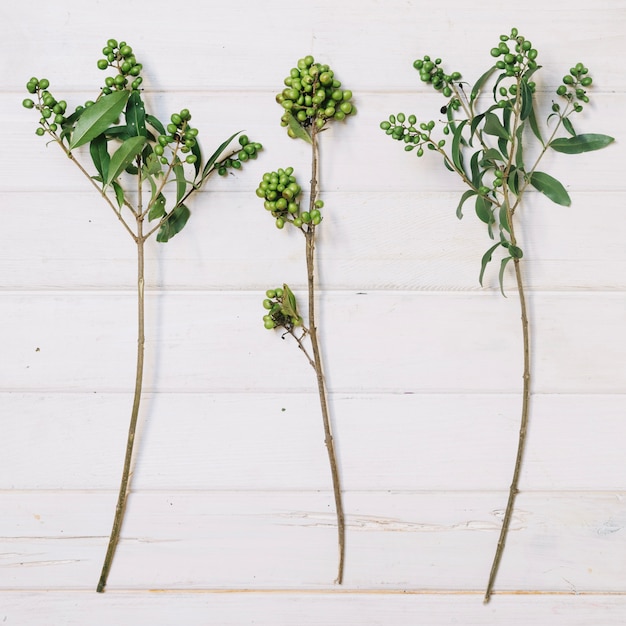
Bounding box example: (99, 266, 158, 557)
(484, 189, 531, 603)
(96, 219, 146, 593)
(305, 126, 345, 585)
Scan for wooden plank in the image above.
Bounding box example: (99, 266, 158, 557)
(1, 291, 624, 394)
(3, 590, 626, 626)
(2, 491, 626, 592)
(2, 392, 625, 491)
(2, 190, 624, 291)
(3, 0, 624, 91)
(6, 92, 622, 194)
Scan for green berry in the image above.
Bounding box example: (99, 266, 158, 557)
(97, 59, 109, 70)
(22, 98, 34, 109)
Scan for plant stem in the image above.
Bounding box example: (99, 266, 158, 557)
(97, 226, 146, 593)
(484, 200, 531, 603)
(305, 126, 345, 585)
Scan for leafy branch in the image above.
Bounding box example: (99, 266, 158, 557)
(23, 38, 262, 592)
(380, 27, 613, 602)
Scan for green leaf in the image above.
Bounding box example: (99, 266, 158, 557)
(475, 195, 494, 226)
(105, 136, 146, 186)
(126, 91, 146, 137)
(471, 66, 496, 103)
(499, 203, 511, 233)
(145, 114, 166, 136)
(70, 90, 130, 150)
(484, 112, 510, 140)
(470, 150, 481, 187)
(283, 110, 313, 144)
(451, 119, 468, 174)
(479, 242, 503, 286)
(515, 124, 525, 170)
(498, 256, 513, 297)
(519, 78, 533, 121)
(530, 171, 571, 206)
(562, 117, 576, 137)
(143, 152, 162, 176)
(111, 181, 124, 209)
(281, 283, 302, 323)
(456, 189, 476, 219)
(528, 104, 544, 145)
(469, 112, 486, 144)
(481, 148, 505, 164)
(173, 162, 186, 203)
(201, 131, 242, 179)
(148, 193, 166, 221)
(89, 135, 110, 182)
(549, 133, 615, 154)
(156, 203, 191, 243)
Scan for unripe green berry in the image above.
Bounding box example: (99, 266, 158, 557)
(97, 59, 109, 70)
(38, 78, 50, 90)
(22, 98, 34, 109)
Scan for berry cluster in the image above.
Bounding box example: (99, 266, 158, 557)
(556, 63, 593, 112)
(97, 39, 143, 93)
(276, 55, 355, 135)
(217, 135, 262, 176)
(153, 108, 198, 165)
(413, 56, 462, 101)
(256, 167, 323, 229)
(379, 114, 445, 157)
(262, 286, 303, 330)
(489, 27, 538, 77)
(23, 78, 68, 136)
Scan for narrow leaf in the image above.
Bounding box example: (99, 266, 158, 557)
(202, 131, 242, 179)
(562, 117, 576, 137)
(484, 112, 510, 140)
(499, 204, 511, 234)
(145, 114, 166, 136)
(519, 79, 533, 120)
(106, 136, 146, 185)
(89, 135, 110, 182)
(479, 242, 503, 286)
(70, 90, 130, 150)
(148, 193, 167, 221)
(173, 162, 186, 203)
(550, 133, 615, 154)
(471, 66, 496, 102)
(528, 104, 544, 145)
(455, 189, 476, 219)
(498, 256, 513, 297)
(111, 181, 124, 209)
(530, 171, 571, 206)
(475, 195, 494, 226)
(126, 91, 146, 137)
(156, 203, 191, 243)
(451, 119, 468, 174)
(283, 110, 312, 144)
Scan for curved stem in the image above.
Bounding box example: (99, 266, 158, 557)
(97, 229, 146, 593)
(484, 202, 531, 603)
(306, 126, 345, 585)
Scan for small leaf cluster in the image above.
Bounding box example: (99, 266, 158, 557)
(22, 39, 263, 244)
(256, 167, 323, 230)
(262, 285, 303, 330)
(276, 55, 355, 142)
(379, 27, 614, 293)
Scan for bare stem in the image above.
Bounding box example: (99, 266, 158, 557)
(484, 192, 531, 603)
(96, 222, 146, 593)
(305, 126, 345, 585)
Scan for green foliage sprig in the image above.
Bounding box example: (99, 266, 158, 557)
(380, 27, 613, 602)
(23, 38, 262, 593)
(256, 55, 355, 584)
